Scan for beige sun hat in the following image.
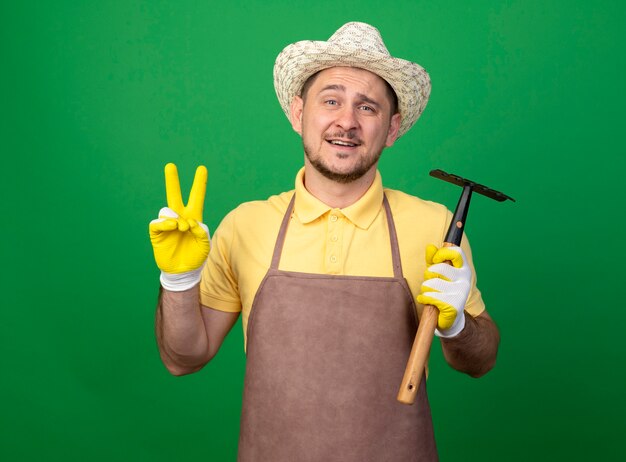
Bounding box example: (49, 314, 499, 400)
(273, 21, 431, 138)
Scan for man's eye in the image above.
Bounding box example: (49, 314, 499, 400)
(359, 105, 374, 112)
(325, 99, 338, 105)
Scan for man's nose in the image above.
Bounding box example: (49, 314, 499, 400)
(335, 106, 358, 130)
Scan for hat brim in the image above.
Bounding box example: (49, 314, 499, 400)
(274, 40, 431, 138)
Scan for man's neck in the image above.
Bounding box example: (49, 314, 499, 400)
(303, 162, 378, 209)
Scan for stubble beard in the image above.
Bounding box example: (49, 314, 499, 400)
(303, 133, 384, 184)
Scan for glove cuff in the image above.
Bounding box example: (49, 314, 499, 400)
(160, 267, 203, 292)
(435, 311, 466, 338)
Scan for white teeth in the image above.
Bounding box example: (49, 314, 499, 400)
(330, 140, 356, 147)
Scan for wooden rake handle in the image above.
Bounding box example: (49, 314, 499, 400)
(396, 303, 439, 404)
(397, 242, 453, 404)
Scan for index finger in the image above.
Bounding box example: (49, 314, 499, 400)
(186, 165, 207, 221)
(164, 163, 184, 214)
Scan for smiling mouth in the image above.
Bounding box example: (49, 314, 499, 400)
(327, 139, 360, 147)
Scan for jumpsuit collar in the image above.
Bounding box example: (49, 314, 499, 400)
(293, 167, 384, 230)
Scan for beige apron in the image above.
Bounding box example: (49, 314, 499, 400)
(238, 194, 438, 461)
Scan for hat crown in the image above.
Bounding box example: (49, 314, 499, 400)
(328, 22, 390, 56)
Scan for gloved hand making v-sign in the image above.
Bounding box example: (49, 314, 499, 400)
(149, 163, 210, 291)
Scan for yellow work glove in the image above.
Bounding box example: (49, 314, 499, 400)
(149, 163, 210, 291)
(416, 244, 471, 338)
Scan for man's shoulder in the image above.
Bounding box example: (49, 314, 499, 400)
(384, 187, 449, 218)
(383, 187, 452, 245)
(226, 190, 295, 224)
(213, 190, 294, 244)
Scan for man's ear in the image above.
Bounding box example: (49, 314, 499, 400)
(290, 96, 304, 135)
(385, 113, 402, 147)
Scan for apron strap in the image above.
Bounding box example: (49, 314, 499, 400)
(270, 192, 404, 279)
(382, 194, 404, 279)
(270, 193, 296, 270)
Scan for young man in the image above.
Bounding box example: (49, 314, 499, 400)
(150, 22, 499, 462)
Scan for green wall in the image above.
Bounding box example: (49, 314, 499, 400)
(2, 1, 624, 460)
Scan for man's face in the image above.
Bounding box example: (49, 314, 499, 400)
(290, 67, 402, 184)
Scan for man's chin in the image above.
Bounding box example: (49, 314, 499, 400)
(304, 144, 381, 184)
(311, 162, 371, 184)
